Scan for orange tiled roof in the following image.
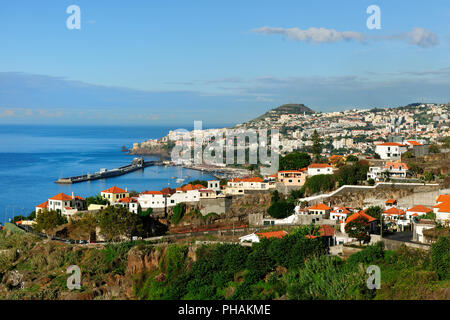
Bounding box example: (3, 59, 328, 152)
(385, 199, 397, 204)
(141, 190, 164, 195)
(118, 197, 138, 203)
(308, 163, 332, 169)
(101, 186, 127, 194)
(331, 207, 351, 214)
(160, 187, 176, 195)
(49, 193, 73, 201)
(436, 194, 450, 203)
(256, 230, 288, 239)
(435, 202, 450, 213)
(346, 210, 376, 223)
(384, 162, 408, 170)
(376, 142, 406, 146)
(308, 203, 332, 211)
(383, 207, 405, 215)
(36, 201, 48, 208)
(176, 184, 205, 192)
(318, 225, 335, 237)
(406, 140, 422, 146)
(406, 205, 432, 213)
(278, 170, 305, 173)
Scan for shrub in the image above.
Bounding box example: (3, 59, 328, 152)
(171, 203, 186, 224)
(346, 242, 385, 266)
(431, 237, 450, 280)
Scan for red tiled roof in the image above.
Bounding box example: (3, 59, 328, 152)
(160, 187, 176, 195)
(384, 162, 408, 170)
(346, 210, 376, 223)
(318, 225, 335, 237)
(308, 203, 332, 211)
(406, 205, 432, 213)
(435, 202, 450, 213)
(176, 184, 204, 192)
(308, 163, 332, 169)
(118, 197, 138, 203)
(141, 191, 164, 195)
(383, 207, 405, 215)
(36, 201, 48, 208)
(385, 199, 397, 204)
(256, 230, 288, 239)
(330, 207, 351, 214)
(305, 235, 317, 239)
(101, 186, 128, 194)
(436, 194, 450, 203)
(49, 193, 73, 201)
(406, 140, 422, 146)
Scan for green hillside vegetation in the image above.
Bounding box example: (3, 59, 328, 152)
(0, 227, 448, 300)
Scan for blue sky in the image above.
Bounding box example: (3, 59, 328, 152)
(0, 0, 449, 125)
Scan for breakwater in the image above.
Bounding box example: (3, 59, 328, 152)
(55, 157, 161, 184)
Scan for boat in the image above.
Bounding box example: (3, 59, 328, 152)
(176, 178, 185, 184)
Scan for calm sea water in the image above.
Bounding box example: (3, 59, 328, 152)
(0, 125, 217, 223)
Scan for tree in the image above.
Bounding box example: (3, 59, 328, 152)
(279, 152, 311, 171)
(34, 209, 68, 234)
(304, 174, 335, 195)
(424, 171, 434, 182)
(365, 206, 382, 221)
(86, 195, 109, 207)
(271, 190, 281, 204)
(98, 206, 143, 241)
(68, 213, 98, 240)
(428, 144, 440, 154)
(312, 130, 322, 161)
(267, 201, 294, 219)
(345, 217, 370, 245)
(12, 215, 26, 223)
(346, 155, 359, 163)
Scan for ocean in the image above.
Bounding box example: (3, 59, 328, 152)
(0, 125, 217, 223)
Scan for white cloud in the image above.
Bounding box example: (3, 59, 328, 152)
(252, 26, 439, 48)
(252, 26, 365, 43)
(408, 27, 439, 48)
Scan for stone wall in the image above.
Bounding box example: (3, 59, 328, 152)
(197, 197, 232, 216)
(381, 238, 430, 251)
(304, 183, 439, 208)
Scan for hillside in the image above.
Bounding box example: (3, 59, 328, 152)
(249, 103, 315, 123)
(1, 229, 449, 300)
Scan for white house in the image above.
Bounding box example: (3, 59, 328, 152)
(207, 180, 221, 192)
(405, 205, 432, 220)
(307, 164, 333, 176)
(375, 142, 408, 160)
(225, 177, 275, 195)
(367, 162, 409, 181)
(138, 191, 166, 210)
(433, 194, 450, 225)
(36, 192, 86, 217)
(117, 197, 139, 214)
(330, 207, 352, 221)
